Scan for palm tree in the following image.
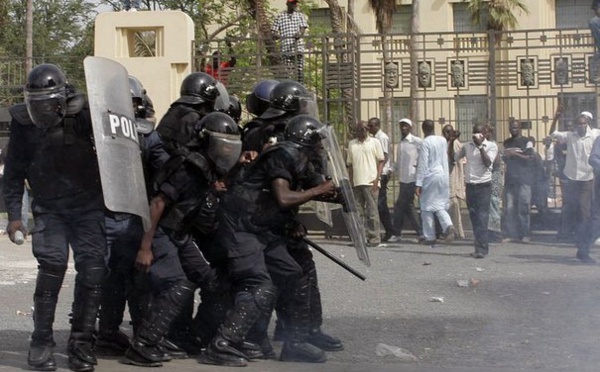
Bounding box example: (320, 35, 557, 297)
(367, 0, 396, 135)
(465, 0, 529, 33)
(463, 0, 529, 135)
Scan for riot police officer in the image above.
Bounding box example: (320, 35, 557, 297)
(200, 115, 337, 366)
(121, 112, 244, 367)
(4, 64, 106, 372)
(258, 80, 311, 141)
(154, 71, 230, 354)
(157, 71, 226, 153)
(222, 95, 242, 124)
(244, 82, 345, 355)
(96, 76, 182, 358)
(242, 79, 279, 152)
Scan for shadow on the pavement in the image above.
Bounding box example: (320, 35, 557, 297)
(507, 253, 593, 266)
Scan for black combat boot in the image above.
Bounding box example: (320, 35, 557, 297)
(96, 270, 129, 356)
(192, 289, 231, 348)
(164, 292, 197, 357)
(68, 264, 106, 372)
(199, 284, 277, 367)
(127, 274, 153, 335)
(306, 268, 343, 351)
(121, 280, 196, 367)
(307, 327, 344, 352)
(279, 277, 326, 363)
(247, 309, 276, 359)
(28, 269, 65, 371)
(157, 338, 189, 359)
(95, 330, 130, 357)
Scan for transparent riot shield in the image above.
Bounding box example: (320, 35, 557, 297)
(83, 56, 151, 231)
(321, 125, 370, 266)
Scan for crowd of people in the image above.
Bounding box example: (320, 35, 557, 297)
(362, 111, 600, 263)
(4, 64, 345, 372)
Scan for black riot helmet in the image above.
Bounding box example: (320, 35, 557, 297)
(246, 79, 279, 117)
(175, 72, 219, 105)
(284, 114, 327, 148)
(24, 63, 68, 129)
(223, 95, 242, 124)
(197, 112, 243, 175)
(260, 80, 310, 120)
(128, 75, 154, 119)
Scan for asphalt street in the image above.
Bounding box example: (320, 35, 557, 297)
(0, 232, 599, 372)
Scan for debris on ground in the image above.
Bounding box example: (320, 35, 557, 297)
(375, 343, 418, 361)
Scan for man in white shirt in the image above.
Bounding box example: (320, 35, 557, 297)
(455, 124, 498, 258)
(367, 117, 397, 242)
(347, 120, 385, 247)
(392, 118, 423, 241)
(549, 111, 600, 263)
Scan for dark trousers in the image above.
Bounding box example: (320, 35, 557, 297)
(32, 210, 106, 272)
(559, 178, 577, 239)
(503, 183, 531, 239)
(466, 182, 492, 256)
(563, 180, 594, 255)
(378, 173, 395, 237)
(392, 182, 422, 236)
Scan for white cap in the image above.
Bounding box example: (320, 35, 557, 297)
(580, 111, 593, 120)
(399, 118, 412, 127)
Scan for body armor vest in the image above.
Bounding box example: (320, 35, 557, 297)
(9, 103, 102, 202)
(155, 148, 219, 235)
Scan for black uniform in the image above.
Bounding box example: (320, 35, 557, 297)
(122, 112, 240, 367)
(5, 96, 106, 372)
(201, 141, 325, 365)
(245, 112, 343, 354)
(97, 130, 170, 356)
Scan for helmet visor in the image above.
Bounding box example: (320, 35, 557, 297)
(298, 95, 318, 117)
(24, 88, 67, 128)
(207, 132, 242, 175)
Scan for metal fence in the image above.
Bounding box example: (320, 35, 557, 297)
(1, 27, 597, 213)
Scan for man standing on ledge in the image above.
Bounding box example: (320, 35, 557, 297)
(272, 0, 308, 83)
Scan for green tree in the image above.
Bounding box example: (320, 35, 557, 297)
(0, 0, 97, 104)
(464, 0, 529, 32)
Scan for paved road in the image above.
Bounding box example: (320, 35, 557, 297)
(0, 233, 599, 372)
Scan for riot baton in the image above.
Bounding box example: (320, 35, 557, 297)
(303, 238, 366, 281)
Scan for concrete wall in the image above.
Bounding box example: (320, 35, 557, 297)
(94, 10, 195, 122)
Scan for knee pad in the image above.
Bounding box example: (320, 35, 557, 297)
(38, 264, 68, 278)
(252, 283, 278, 312)
(78, 261, 107, 288)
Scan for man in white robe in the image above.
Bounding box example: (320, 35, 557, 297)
(415, 120, 455, 244)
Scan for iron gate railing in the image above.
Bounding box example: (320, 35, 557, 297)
(1, 27, 598, 211)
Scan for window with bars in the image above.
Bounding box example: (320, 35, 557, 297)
(558, 92, 597, 128)
(390, 5, 412, 34)
(381, 98, 411, 141)
(455, 95, 489, 136)
(453, 2, 487, 33)
(556, 0, 591, 29)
